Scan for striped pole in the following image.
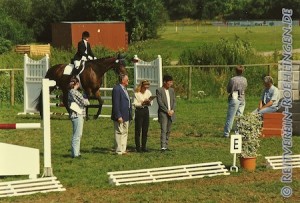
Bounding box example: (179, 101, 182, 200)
(0, 123, 41, 129)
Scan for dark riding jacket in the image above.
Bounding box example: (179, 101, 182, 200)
(73, 40, 95, 61)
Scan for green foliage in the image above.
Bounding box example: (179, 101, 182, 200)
(75, 0, 168, 42)
(0, 0, 167, 43)
(0, 51, 24, 68)
(0, 11, 34, 44)
(0, 71, 24, 103)
(179, 36, 262, 65)
(236, 113, 262, 158)
(0, 37, 12, 54)
(162, 0, 300, 20)
(163, 0, 198, 20)
(0, 0, 300, 46)
(127, 40, 172, 65)
(174, 36, 270, 98)
(0, 0, 32, 23)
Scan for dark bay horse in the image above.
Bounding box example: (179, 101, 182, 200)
(35, 56, 127, 119)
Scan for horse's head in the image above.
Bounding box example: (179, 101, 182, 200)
(112, 54, 127, 75)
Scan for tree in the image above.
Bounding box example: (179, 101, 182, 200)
(201, 0, 227, 20)
(266, 0, 300, 19)
(29, 0, 77, 42)
(163, 0, 198, 20)
(0, 9, 33, 44)
(70, 0, 167, 42)
(125, 0, 168, 42)
(0, 0, 32, 23)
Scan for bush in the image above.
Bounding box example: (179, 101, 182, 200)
(178, 36, 263, 65)
(169, 37, 271, 98)
(236, 113, 262, 158)
(0, 37, 12, 54)
(0, 14, 34, 45)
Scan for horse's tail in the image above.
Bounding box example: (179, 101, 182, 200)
(33, 90, 43, 119)
(33, 65, 55, 118)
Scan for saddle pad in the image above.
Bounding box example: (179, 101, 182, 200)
(63, 64, 74, 75)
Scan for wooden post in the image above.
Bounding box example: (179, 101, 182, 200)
(267, 64, 270, 76)
(188, 66, 192, 100)
(10, 70, 14, 106)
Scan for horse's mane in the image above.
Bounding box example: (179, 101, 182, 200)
(84, 56, 114, 65)
(96, 56, 115, 61)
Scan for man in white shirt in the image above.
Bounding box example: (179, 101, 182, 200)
(156, 75, 176, 152)
(253, 75, 280, 115)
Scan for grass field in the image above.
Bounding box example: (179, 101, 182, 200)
(1, 23, 300, 202)
(138, 25, 300, 61)
(0, 97, 299, 202)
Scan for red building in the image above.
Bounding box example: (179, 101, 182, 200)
(51, 21, 128, 51)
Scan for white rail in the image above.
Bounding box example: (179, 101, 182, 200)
(108, 161, 230, 186)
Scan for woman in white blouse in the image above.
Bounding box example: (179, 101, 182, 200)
(133, 80, 153, 152)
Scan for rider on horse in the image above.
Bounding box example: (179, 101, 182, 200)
(71, 31, 97, 76)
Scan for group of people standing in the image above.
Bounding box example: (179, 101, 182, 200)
(67, 73, 176, 158)
(111, 74, 176, 155)
(223, 65, 281, 138)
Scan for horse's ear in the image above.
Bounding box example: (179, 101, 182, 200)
(117, 52, 126, 59)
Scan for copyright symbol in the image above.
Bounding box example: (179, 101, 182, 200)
(281, 186, 292, 198)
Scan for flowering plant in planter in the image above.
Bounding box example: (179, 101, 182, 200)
(236, 113, 262, 158)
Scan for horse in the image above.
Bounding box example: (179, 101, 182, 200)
(35, 56, 127, 119)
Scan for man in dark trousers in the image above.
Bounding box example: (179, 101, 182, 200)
(72, 31, 96, 76)
(156, 75, 176, 152)
(111, 74, 132, 155)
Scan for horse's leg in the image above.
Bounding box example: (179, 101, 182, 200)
(94, 89, 104, 119)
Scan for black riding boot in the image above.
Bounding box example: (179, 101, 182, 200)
(71, 60, 84, 76)
(71, 67, 81, 76)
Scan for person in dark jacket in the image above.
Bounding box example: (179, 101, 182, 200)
(156, 75, 176, 152)
(111, 74, 132, 155)
(72, 31, 96, 76)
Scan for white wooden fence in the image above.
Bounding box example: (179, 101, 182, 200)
(265, 154, 300, 169)
(108, 161, 229, 186)
(23, 54, 49, 114)
(134, 55, 163, 118)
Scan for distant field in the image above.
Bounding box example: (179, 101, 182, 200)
(140, 25, 300, 60)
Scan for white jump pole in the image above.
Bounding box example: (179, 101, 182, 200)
(42, 78, 56, 177)
(0, 123, 41, 129)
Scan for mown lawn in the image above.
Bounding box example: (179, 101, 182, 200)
(140, 25, 300, 61)
(0, 97, 299, 202)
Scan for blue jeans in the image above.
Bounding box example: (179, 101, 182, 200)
(71, 115, 84, 157)
(224, 98, 245, 137)
(252, 106, 278, 115)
